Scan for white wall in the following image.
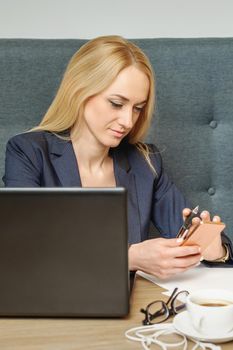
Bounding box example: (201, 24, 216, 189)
(0, 0, 233, 39)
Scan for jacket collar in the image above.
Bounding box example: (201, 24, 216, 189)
(49, 133, 132, 182)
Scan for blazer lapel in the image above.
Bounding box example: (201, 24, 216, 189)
(48, 134, 81, 187)
(112, 147, 141, 244)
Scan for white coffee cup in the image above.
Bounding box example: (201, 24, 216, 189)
(186, 289, 233, 337)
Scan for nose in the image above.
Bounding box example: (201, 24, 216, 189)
(118, 108, 133, 130)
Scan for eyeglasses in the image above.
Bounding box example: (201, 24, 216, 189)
(140, 287, 189, 325)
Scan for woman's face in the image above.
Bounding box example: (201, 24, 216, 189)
(79, 65, 150, 148)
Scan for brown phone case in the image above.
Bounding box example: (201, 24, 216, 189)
(181, 221, 226, 254)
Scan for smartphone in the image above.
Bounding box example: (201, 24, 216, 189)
(181, 221, 226, 254)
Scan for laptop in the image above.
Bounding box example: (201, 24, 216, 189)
(0, 187, 130, 317)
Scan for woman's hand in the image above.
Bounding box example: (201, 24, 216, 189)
(128, 237, 201, 279)
(182, 208, 226, 261)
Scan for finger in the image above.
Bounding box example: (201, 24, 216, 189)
(171, 245, 201, 258)
(173, 254, 201, 268)
(182, 208, 191, 220)
(200, 210, 211, 222)
(160, 265, 198, 279)
(213, 215, 221, 223)
(160, 238, 187, 247)
(192, 216, 201, 225)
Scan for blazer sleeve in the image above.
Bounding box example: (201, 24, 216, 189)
(149, 145, 190, 238)
(149, 144, 233, 266)
(2, 135, 41, 187)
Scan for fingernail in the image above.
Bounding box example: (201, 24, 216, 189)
(201, 211, 208, 218)
(200, 256, 204, 261)
(195, 262, 201, 267)
(177, 238, 183, 243)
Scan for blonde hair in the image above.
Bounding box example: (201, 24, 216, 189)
(32, 35, 156, 171)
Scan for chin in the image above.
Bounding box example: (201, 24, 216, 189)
(110, 139, 124, 148)
(102, 136, 124, 148)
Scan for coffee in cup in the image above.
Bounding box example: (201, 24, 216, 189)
(186, 289, 233, 337)
(195, 299, 232, 307)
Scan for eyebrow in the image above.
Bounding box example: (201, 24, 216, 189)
(109, 94, 147, 105)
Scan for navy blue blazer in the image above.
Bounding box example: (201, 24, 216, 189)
(3, 131, 189, 244)
(3, 131, 233, 265)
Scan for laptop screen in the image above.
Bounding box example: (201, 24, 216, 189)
(0, 187, 129, 317)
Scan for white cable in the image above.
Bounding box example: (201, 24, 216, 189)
(125, 324, 222, 350)
(191, 342, 221, 350)
(125, 323, 187, 350)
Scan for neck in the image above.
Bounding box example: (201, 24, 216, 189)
(71, 134, 110, 173)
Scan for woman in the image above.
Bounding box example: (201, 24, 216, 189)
(3, 35, 232, 278)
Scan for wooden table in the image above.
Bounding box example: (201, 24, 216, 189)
(0, 275, 232, 349)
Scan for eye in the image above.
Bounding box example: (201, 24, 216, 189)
(109, 100, 123, 109)
(134, 106, 144, 113)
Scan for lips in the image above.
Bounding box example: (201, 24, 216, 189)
(110, 129, 125, 137)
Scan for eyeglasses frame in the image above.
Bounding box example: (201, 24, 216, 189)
(141, 287, 189, 325)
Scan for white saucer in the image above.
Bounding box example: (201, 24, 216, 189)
(173, 311, 233, 344)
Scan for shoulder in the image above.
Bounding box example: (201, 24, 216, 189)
(5, 131, 56, 167)
(122, 142, 163, 177)
(6, 130, 59, 156)
(7, 130, 50, 148)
